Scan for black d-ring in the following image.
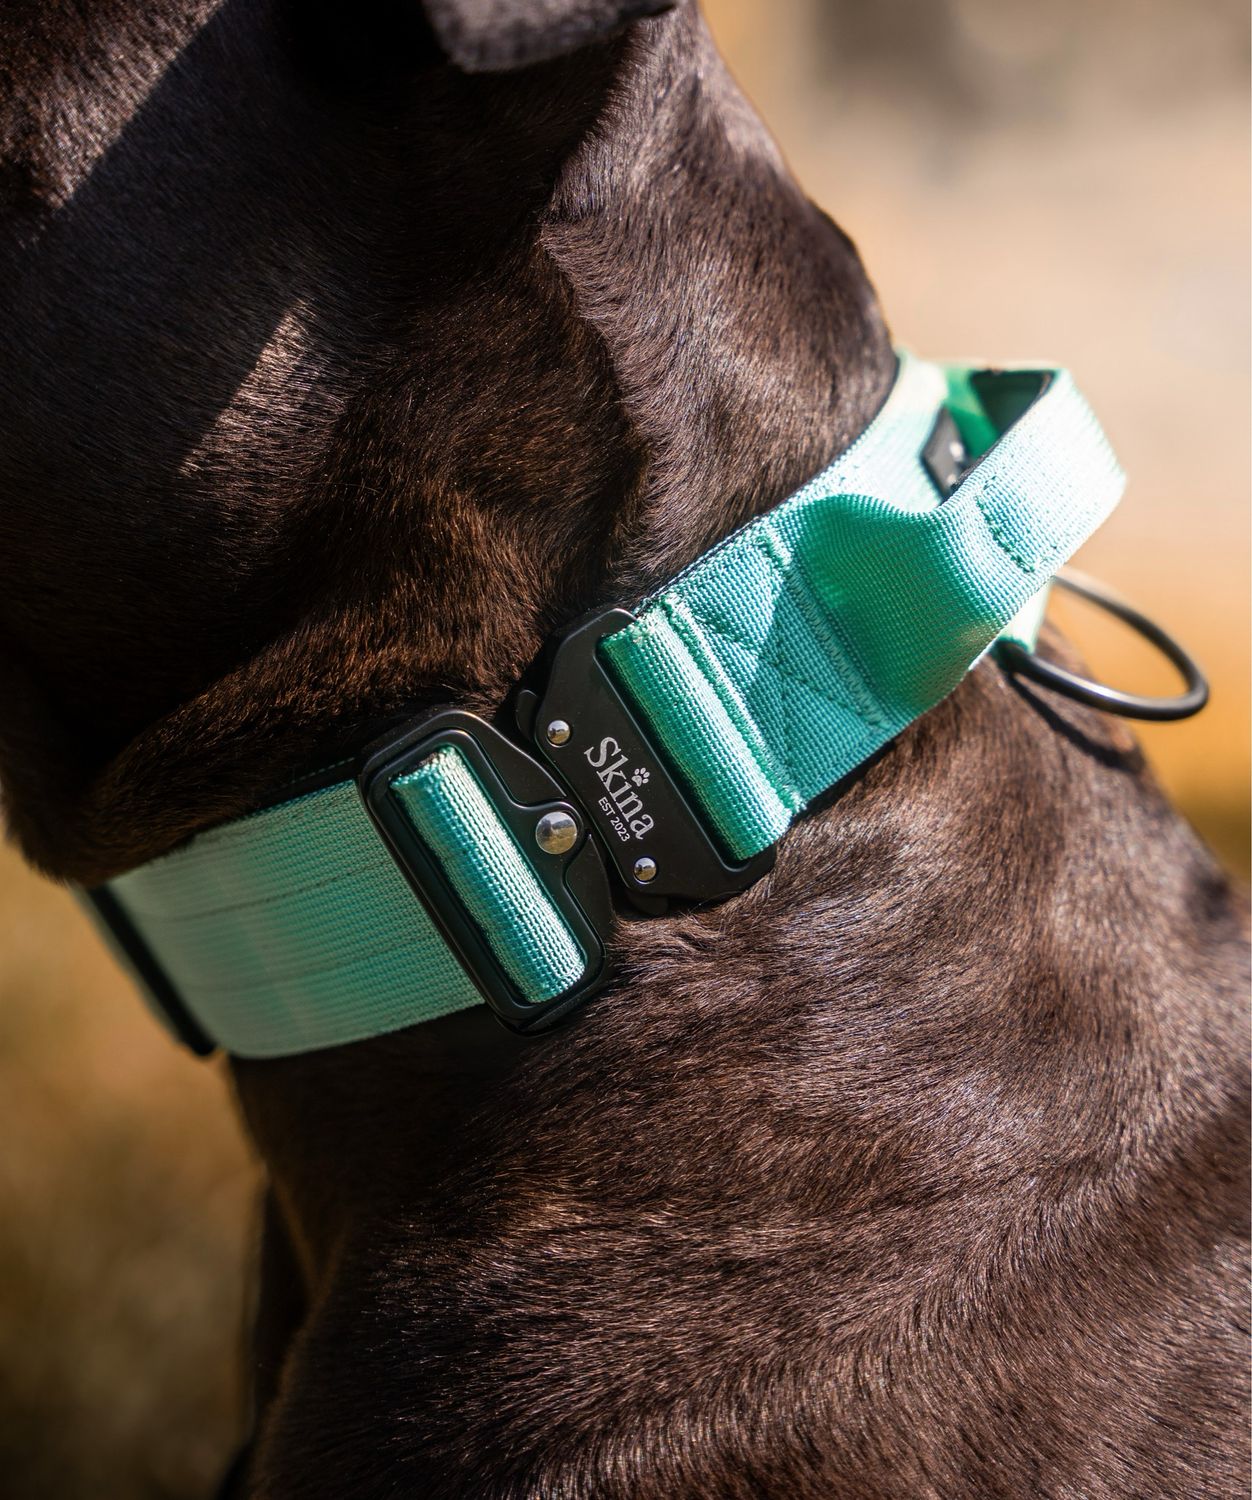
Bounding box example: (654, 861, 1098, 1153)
(997, 569, 1209, 722)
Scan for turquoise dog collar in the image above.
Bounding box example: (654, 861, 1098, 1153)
(85, 353, 1124, 1056)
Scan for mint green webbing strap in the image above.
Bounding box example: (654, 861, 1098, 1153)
(104, 745, 582, 1056)
(599, 355, 1123, 860)
(94, 353, 1122, 1057)
(392, 746, 586, 1000)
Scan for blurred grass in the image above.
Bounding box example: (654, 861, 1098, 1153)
(0, 1, 1247, 1495)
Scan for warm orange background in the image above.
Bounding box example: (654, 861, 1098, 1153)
(1, 2, 1247, 1494)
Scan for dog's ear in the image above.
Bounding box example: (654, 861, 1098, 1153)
(423, 0, 677, 72)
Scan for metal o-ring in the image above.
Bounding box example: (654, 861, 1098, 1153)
(997, 569, 1209, 723)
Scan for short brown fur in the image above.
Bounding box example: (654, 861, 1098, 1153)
(0, 2, 1247, 1496)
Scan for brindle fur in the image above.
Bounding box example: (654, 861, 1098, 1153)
(0, 2, 1247, 1496)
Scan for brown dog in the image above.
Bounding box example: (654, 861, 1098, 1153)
(0, 1, 1247, 1495)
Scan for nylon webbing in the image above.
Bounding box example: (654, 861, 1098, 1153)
(599, 355, 1122, 860)
(90, 353, 1123, 1057)
(392, 746, 586, 1000)
(104, 746, 577, 1056)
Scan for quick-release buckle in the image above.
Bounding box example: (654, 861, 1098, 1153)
(517, 608, 774, 906)
(359, 609, 773, 1032)
(359, 709, 615, 1034)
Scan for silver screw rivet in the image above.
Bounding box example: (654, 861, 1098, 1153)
(633, 856, 658, 884)
(535, 810, 579, 856)
(546, 719, 572, 747)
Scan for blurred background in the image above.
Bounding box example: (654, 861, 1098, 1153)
(0, 1, 1247, 1494)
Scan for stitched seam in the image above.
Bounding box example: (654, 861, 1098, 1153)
(678, 600, 852, 790)
(682, 609, 815, 792)
(654, 604, 801, 815)
(693, 618, 860, 802)
(678, 539, 880, 784)
(970, 433, 1119, 580)
(767, 540, 887, 732)
(678, 599, 857, 722)
(693, 601, 808, 806)
(756, 526, 886, 731)
(681, 537, 871, 738)
(965, 475, 1042, 576)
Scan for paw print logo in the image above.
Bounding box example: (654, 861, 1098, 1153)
(631, 767, 650, 787)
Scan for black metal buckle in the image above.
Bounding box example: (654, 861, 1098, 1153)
(358, 709, 615, 1034)
(360, 608, 776, 1031)
(516, 607, 774, 909)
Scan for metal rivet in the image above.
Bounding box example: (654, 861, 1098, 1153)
(535, 809, 579, 856)
(632, 856, 658, 884)
(546, 719, 572, 747)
